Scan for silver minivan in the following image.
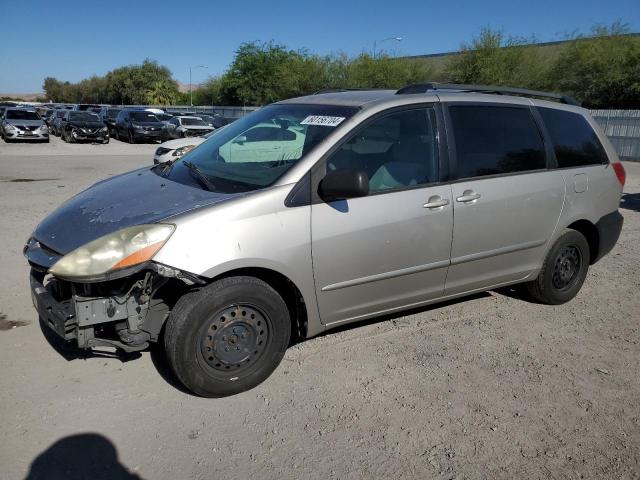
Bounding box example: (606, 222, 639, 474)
(25, 83, 625, 397)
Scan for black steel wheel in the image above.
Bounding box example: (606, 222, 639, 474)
(164, 276, 291, 397)
(526, 229, 590, 305)
(551, 245, 582, 291)
(198, 304, 271, 374)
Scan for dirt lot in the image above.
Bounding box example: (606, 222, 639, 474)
(1, 136, 639, 480)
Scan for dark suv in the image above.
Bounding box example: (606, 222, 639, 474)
(115, 110, 165, 143)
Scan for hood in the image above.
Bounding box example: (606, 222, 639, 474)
(182, 125, 214, 130)
(6, 119, 43, 127)
(159, 137, 207, 149)
(33, 167, 240, 255)
(132, 122, 164, 127)
(69, 121, 105, 129)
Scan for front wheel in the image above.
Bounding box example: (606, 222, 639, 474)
(164, 276, 291, 397)
(526, 229, 590, 305)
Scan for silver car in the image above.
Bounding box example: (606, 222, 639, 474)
(25, 83, 625, 397)
(163, 115, 215, 140)
(1, 108, 49, 142)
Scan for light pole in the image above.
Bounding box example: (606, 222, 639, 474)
(373, 36, 403, 58)
(189, 65, 208, 109)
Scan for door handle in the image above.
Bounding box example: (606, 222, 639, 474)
(423, 196, 450, 209)
(456, 190, 481, 203)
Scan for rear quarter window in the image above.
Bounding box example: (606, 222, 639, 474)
(538, 107, 608, 168)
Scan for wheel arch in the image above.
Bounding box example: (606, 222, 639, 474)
(211, 267, 310, 343)
(567, 219, 599, 264)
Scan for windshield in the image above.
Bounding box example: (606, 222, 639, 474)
(6, 110, 40, 120)
(182, 117, 206, 126)
(131, 112, 159, 122)
(107, 109, 121, 119)
(160, 104, 357, 193)
(70, 112, 100, 122)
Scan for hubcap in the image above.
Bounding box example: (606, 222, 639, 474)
(199, 305, 268, 371)
(552, 245, 581, 291)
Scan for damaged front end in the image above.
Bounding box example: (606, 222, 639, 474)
(26, 240, 201, 352)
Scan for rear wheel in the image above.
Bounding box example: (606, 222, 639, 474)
(164, 276, 291, 397)
(526, 229, 590, 305)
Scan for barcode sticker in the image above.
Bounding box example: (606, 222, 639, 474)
(300, 115, 346, 127)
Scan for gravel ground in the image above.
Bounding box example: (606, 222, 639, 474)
(1, 136, 639, 480)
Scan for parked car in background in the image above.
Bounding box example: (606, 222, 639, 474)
(190, 113, 215, 127)
(212, 116, 235, 128)
(115, 109, 165, 143)
(153, 130, 217, 164)
(1, 108, 48, 142)
(154, 112, 174, 126)
(76, 104, 101, 111)
(50, 109, 67, 136)
(98, 107, 122, 136)
(163, 116, 214, 139)
(59, 110, 109, 143)
(39, 109, 55, 126)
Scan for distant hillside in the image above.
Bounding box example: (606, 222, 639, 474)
(0, 92, 44, 102)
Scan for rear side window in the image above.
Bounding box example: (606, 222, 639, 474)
(449, 106, 546, 179)
(538, 107, 608, 168)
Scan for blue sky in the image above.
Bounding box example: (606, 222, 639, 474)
(0, 0, 638, 92)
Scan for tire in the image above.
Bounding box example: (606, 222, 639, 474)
(164, 276, 291, 397)
(526, 229, 590, 305)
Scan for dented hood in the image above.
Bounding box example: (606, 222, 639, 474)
(33, 167, 239, 255)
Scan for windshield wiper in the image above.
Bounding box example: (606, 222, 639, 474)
(183, 161, 216, 192)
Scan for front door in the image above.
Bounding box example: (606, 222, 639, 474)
(311, 107, 454, 325)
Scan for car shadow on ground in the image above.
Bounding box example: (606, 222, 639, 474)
(24, 433, 142, 480)
(303, 291, 493, 342)
(620, 192, 640, 212)
(148, 343, 193, 395)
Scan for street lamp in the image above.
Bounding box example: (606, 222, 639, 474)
(189, 65, 208, 108)
(373, 36, 403, 58)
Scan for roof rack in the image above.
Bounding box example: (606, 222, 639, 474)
(396, 82, 580, 106)
(313, 88, 386, 95)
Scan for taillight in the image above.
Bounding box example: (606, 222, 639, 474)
(612, 162, 626, 186)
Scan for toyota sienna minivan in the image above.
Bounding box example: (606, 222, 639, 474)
(25, 83, 625, 397)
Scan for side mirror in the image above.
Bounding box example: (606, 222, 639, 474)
(233, 135, 247, 145)
(319, 169, 369, 202)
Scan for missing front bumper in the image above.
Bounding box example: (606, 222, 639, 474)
(30, 270, 152, 352)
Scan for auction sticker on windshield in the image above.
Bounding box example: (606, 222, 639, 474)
(300, 115, 346, 127)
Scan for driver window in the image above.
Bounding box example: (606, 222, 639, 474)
(325, 108, 438, 194)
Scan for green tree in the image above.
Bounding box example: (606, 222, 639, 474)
(444, 28, 549, 89)
(144, 79, 179, 106)
(549, 23, 640, 108)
